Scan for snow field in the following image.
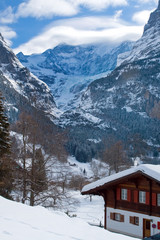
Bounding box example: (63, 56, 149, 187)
(0, 196, 136, 240)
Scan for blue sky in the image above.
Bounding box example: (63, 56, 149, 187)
(0, 0, 158, 54)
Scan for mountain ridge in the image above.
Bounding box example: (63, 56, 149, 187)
(121, 3, 160, 64)
(0, 33, 60, 122)
(17, 41, 133, 111)
(1, 1, 160, 162)
(57, 1, 160, 162)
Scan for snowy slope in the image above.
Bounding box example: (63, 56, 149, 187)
(0, 33, 60, 120)
(17, 41, 133, 111)
(0, 196, 136, 240)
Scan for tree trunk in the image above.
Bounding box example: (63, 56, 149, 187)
(22, 135, 27, 204)
(30, 143, 36, 206)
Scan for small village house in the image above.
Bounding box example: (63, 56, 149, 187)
(81, 165, 160, 239)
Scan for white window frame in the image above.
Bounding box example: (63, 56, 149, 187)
(121, 188, 128, 200)
(157, 194, 160, 206)
(139, 191, 146, 204)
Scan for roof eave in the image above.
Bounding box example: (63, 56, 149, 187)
(81, 169, 160, 196)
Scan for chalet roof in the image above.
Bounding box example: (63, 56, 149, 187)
(82, 164, 160, 194)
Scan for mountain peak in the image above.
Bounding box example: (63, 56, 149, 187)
(120, 1, 160, 64)
(143, 0, 160, 33)
(0, 32, 58, 119)
(0, 33, 6, 45)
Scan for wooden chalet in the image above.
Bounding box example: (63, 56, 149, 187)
(81, 164, 160, 239)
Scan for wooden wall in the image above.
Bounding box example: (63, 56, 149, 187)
(102, 175, 160, 217)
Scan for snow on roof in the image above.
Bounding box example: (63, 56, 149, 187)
(82, 164, 160, 194)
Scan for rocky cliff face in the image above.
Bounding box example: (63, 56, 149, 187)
(58, 1, 160, 162)
(0, 33, 59, 122)
(122, 3, 160, 63)
(17, 41, 133, 111)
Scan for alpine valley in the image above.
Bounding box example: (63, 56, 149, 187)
(17, 41, 133, 111)
(56, 1, 160, 162)
(1, 1, 160, 163)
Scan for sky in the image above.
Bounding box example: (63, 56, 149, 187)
(0, 0, 158, 55)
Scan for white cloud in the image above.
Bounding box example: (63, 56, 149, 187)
(0, 7, 17, 46)
(16, 0, 127, 19)
(16, 0, 78, 18)
(0, 6, 16, 24)
(133, 0, 158, 10)
(0, 26, 17, 46)
(13, 15, 143, 55)
(72, 0, 127, 11)
(114, 10, 123, 19)
(138, 0, 158, 3)
(51, 14, 125, 30)
(132, 10, 153, 25)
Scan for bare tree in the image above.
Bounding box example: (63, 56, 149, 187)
(11, 111, 70, 208)
(150, 100, 160, 119)
(90, 160, 109, 180)
(14, 113, 32, 203)
(102, 140, 128, 174)
(127, 133, 147, 160)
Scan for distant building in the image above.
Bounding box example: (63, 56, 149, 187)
(81, 165, 160, 239)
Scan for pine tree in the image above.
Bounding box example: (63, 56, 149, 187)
(0, 93, 12, 198)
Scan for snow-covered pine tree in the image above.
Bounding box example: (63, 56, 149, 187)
(0, 92, 12, 199)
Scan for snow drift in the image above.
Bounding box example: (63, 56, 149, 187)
(0, 196, 135, 240)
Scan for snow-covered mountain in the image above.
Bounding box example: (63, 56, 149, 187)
(0, 33, 60, 121)
(122, 2, 160, 64)
(57, 0, 160, 162)
(2, 1, 160, 164)
(17, 42, 133, 110)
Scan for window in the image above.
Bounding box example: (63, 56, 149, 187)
(135, 217, 139, 225)
(157, 194, 160, 206)
(110, 212, 124, 222)
(130, 216, 139, 226)
(139, 191, 146, 204)
(115, 213, 121, 221)
(121, 189, 127, 200)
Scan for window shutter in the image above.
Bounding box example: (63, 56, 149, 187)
(130, 216, 134, 224)
(120, 214, 124, 222)
(117, 187, 121, 200)
(134, 190, 138, 203)
(146, 192, 150, 205)
(127, 189, 131, 202)
(157, 222, 160, 230)
(152, 193, 157, 206)
(110, 212, 114, 220)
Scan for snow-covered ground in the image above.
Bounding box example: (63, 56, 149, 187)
(67, 191, 104, 226)
(4, 135, 136, 239)
(0, 196, 137, 240)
